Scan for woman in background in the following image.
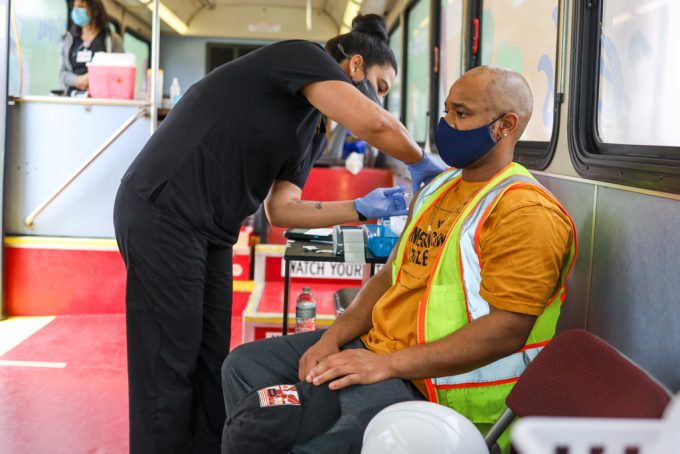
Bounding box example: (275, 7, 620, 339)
(59, 0, 124, 95)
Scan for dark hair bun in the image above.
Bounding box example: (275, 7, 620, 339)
(351, 14, 388, 42)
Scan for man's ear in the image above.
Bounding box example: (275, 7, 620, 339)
(498, 113, 519, 140)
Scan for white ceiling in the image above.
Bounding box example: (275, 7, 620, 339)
(112, 0, 397, 38)
(213, 0, 328, 7)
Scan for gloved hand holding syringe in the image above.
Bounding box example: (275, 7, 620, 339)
(354, 187, 411, 220)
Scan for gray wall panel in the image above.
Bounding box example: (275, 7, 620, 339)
(5, 102, 150, 237)
(535, 175, 594, 332)
(589, 187, 680, 392)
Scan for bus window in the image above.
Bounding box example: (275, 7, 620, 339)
(206, 44, 263, 73)
(598, 0, 679, 147)
(570, 0, 680, 193)
(123, 30, 149, 99)
(386, 23, 403, 121)
(9, 0, 67, 96)
(481, 0, 558, 142)
(438, 0, 463, 115)
(405, 0, 431, 145)
(480, 0, 559, 168)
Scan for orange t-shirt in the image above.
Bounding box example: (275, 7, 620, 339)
(360, 179, 574, 396)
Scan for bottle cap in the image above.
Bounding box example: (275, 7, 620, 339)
(302, 286, 311, 293)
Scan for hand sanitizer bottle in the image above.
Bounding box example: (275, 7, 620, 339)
(170, 77, 182, 107)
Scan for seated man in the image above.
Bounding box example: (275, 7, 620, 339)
(221, 66, 576, 453)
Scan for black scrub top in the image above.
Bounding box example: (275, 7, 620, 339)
(121, 40, 350, 245)
(69, 30, 107, 75)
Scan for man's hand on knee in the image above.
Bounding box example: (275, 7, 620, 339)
(307, 349, 393, 390)
(298, 336, 340, 381)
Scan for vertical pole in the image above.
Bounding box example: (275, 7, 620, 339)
(283, 260, 290, 335)
(149, 0, 160, 133)
(556, 0, 569, 95)
(0, 0, 10, 317)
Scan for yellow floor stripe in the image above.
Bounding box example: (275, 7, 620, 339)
(233, 280, 255, 293)
(255, 244, 286, 254)
(0, 316, 55, 356)
(4, 236, 119, 251)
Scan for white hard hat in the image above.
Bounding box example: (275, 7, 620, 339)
(361, 401, 488, 454)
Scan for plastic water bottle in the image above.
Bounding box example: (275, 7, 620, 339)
(295, 287, 317, 333)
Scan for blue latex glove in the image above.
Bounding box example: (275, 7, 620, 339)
(407, 152, 449, 194)
(354, 187, 409, 220)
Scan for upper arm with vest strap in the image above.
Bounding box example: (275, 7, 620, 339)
(477, 187, 574, 316)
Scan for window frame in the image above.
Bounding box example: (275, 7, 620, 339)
(386, 18, 405, 122)
(392, 0, 565, 169)
(204, 43, 262, 74)
(569, 0, 680, 193)
(428, 0, 442, 151)
(446, 0, 567, 170)
(429, 0, 471, 153)
(403, 0, 433, 147)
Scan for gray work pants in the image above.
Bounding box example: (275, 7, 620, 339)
(221, 330, 425, 453)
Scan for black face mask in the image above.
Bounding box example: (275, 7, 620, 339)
(352, 78, 381, 105)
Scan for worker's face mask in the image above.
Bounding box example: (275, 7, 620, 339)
(71, 7, 90, 27)
(337, 43, 382, 106)
(352, 78, 381, 105)
(435, 114, 505, 168)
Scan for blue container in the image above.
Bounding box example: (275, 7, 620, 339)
(364, 224, 399, 258)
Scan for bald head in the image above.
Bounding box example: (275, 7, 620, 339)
(450, 65, 533, 139)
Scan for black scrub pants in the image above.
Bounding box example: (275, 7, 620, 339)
(222, 331, 425, 453)
(114, 184, 232, 454)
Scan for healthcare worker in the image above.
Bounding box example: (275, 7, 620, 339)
(113, 13, 445, 454)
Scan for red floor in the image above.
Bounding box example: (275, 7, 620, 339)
(258, 281, 358, 316)
(0, 292, 251, 453)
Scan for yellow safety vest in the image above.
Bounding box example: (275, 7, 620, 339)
(392, 162, 577, 424)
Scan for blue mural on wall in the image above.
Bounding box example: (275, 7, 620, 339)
(537, 5, 559, 130)
(599, 34, 629, 113)
(538, 54, 554, 128)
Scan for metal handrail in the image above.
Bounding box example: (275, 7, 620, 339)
(149, 0, 160, 133)
(9, 95, 150, 108)
(23, 107, 148, 227)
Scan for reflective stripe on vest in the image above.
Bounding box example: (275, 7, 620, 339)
(434, 345, 543, 387)
(459, 174, 537, 322)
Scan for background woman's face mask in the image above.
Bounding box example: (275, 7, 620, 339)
(71, 7, 90, 27)
(435, 114, 505, 168)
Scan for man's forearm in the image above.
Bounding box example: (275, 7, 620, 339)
(321, 269, 392, 347)
(386, 309, 537, 380)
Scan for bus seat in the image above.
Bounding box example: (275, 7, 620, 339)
(334, 287, 360, 317)
(484, 329, 672, 453)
